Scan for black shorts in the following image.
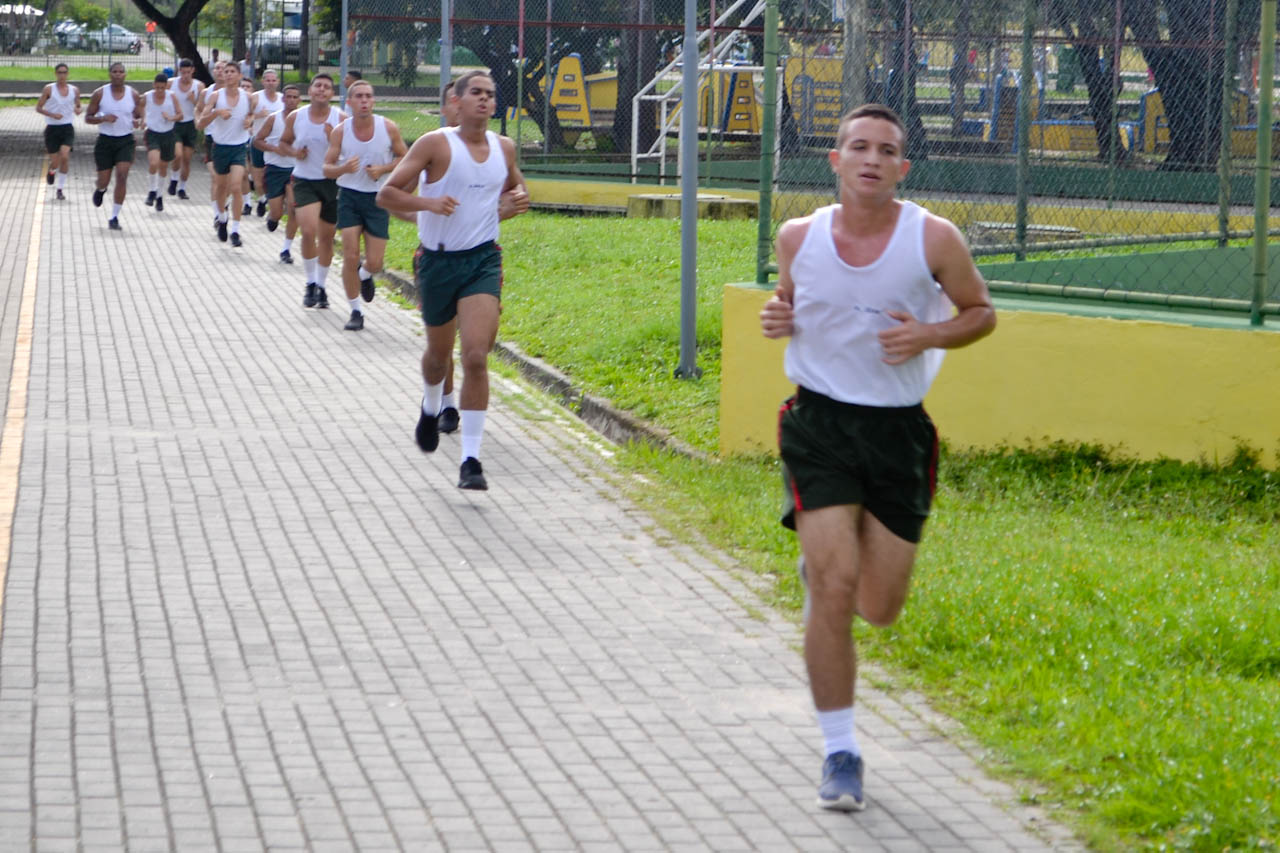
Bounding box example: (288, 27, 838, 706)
(249, 146, 266, 168)
(778, 387, 939, 543)
(145, 129, 176, 161)
(337, 188, 390, 239)
(292, 178, 339, 224)
(264, 164, 293, 200)
(93, 133, 135, 170)
(44, 123, 74, 153)
(173, 120, 197, 148)
(414, 241, 503, 327)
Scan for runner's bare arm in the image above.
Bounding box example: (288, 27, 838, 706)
(35, 84, 54, 119)
(498, 136, 529, 221)
(252, 114, 275, 152)
(376, 131, 457, 216)
(276, 110, 301, 158)
(73, 86, 82, 114)
(760, 217, 810, 339)
(84, 88, 105, 124)
(368, 120, 408, 182)
(877, 215, 996, 364)
(132, 88, 144, 126)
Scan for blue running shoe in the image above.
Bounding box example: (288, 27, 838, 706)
(816, 751, 866, 811)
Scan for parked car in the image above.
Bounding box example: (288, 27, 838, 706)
(257, 27, 300, 66)
(53, 19, 86, 49)
(83, 23, 142, 54)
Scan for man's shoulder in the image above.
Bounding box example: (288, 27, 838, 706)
(778, 211, 820, 251)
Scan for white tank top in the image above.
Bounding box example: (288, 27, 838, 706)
(209, 87, 251, 146)
(171, 78, 201, 121)
(290, 106, 343, 180)
(251, 90, 285, 137)
(201, 84, 221, 140)
(336, 115, 393, 193)
(44, 82, 77, 126)
(784, 202, 953, 407)
(262, 112, 294, 169)
(144, 90, 177, 133)
(96, 85, 137, 137)
(416, 128, 507, 252)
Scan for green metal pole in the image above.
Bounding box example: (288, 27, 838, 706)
(1107, 0, 1122, 209)
(1218, 0, 1240, 246)
(756, 0, 779, 285)
(1014, 0, 1034, 261)
(1253, 0, 1276, 326)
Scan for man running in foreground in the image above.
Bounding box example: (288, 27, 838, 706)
(760, 103, 996, 811)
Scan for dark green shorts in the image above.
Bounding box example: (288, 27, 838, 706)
(173, 120, 197, 148)
(337, 188, 390, 239)
(93, 133, 135, 171)
(778, 387, 939, 543)
(414, 241, 503, 327)
(44, 123, 74, 153)
(264, 164, 293, 200)
(212, 142, 246, 174)
(203, 133, 214, 162)
(250, 146, 266, 168)
(145, 129, 176, 160)
(292, 178, 339, 223)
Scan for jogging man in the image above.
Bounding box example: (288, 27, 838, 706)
(378, 70, 529, 490)
(142, 73, 181, 212)
(253, 83, 302, 264)
(168, 58, 203, 198)
(197, 60, 227, 226)
(198, 62, 252, 247)
(85, 62, 142, 230)
(323, 80, 408, 331)
(36, 62, 80, 200)
(759, 103, 996, 811)
(248, 69, 285, 217)
(278, 74, 345, 309)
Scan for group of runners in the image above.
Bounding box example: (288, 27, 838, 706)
(39, 59, 1003, 813)
(38, 62, 531, 492)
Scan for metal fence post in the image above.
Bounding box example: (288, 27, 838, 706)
(1219, 0, 1241, 246)
(755, 0, 778, 285)
(676, 0, 701, 379)
(1015, 0, 1034, 261)
(1253, 0, 1276, 326)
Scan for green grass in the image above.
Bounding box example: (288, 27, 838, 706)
(391, 209, 1280, 851)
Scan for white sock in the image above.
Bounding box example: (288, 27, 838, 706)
(303, 256, 317, 281)
(422, 379, 444, 417)
(148, 173, 157, 191)
(316, 264, 329, 289)
(211, 201, 220, 216)
(281, 236, 293, 253)
(179, 180, 187, 190)
(56, 172, 67, 189)
(460, 410, 486, 462)
(349, 297, 363, 314)
(817, 707, 859, 758)
(438, 391, 455, 414)
(230, 219, 240, 234)
(358, 264, 371, 281)
(110, 202, 122, 218)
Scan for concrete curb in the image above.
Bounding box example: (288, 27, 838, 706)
(381, 267, 708, 461)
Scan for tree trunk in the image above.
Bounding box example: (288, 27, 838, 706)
(126, 0, 219, 84)
(232, 0, 246, 66)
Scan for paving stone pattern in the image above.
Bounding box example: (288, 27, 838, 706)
(0, 107, 1083, 852)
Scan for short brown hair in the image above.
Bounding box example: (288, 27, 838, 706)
(452, 69, 493, 98)
(347, 79, 374, 96)
(835, 103, 905, 148)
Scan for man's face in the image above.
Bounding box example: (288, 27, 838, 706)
(223, 65, 241, 89)
(153, 79, 168, 94)
(454, 76, 495, 122)
(829, 116, 909, 198)
(240, 79, 253, 94)
(309, 77, 334, 105)
(283, 89, 301, 112)
(213, 62, 226, 84)
(55, 66, 68, 81)
(179, 65, 193, 81)
(109, 65, 126, 85)
(262, 71, 278, 93)
(347, 85, 374, 117)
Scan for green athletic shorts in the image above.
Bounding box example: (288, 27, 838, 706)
(249, 146, 266, 168)
(212, 142, 246, 174)
(93, 133, 135, 170)
(173, 119, 197, 148)
(292, 178, 339, 223)
(778, 387, 939, 543)
(264, 164, 293, 200)
(44, 123, 74, 153)
(337, 188, 390, 239)
(414, 240, 503, 327)
(145, 129, 176, 161)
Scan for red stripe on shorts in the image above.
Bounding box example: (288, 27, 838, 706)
(778, 394, 804, 512)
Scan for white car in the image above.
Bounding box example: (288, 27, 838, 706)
(53, 20, 86, 49)
(83, 23, 142, 54)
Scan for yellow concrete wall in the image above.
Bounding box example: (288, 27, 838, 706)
(721, 284, 1280, 465)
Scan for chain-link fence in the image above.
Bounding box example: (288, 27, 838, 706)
(766, 0, 1280, 319)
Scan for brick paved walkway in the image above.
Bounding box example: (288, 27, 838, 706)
(0, 106, 1083, 852)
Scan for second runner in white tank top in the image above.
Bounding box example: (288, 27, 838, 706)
(210, 87, 251, 145)
(416, 127, 507, 252)
(144, 89, 177, 133)
(291, 106, 343, 181)
(44, 83, 78, 126)
(336, 114, 393, 193)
